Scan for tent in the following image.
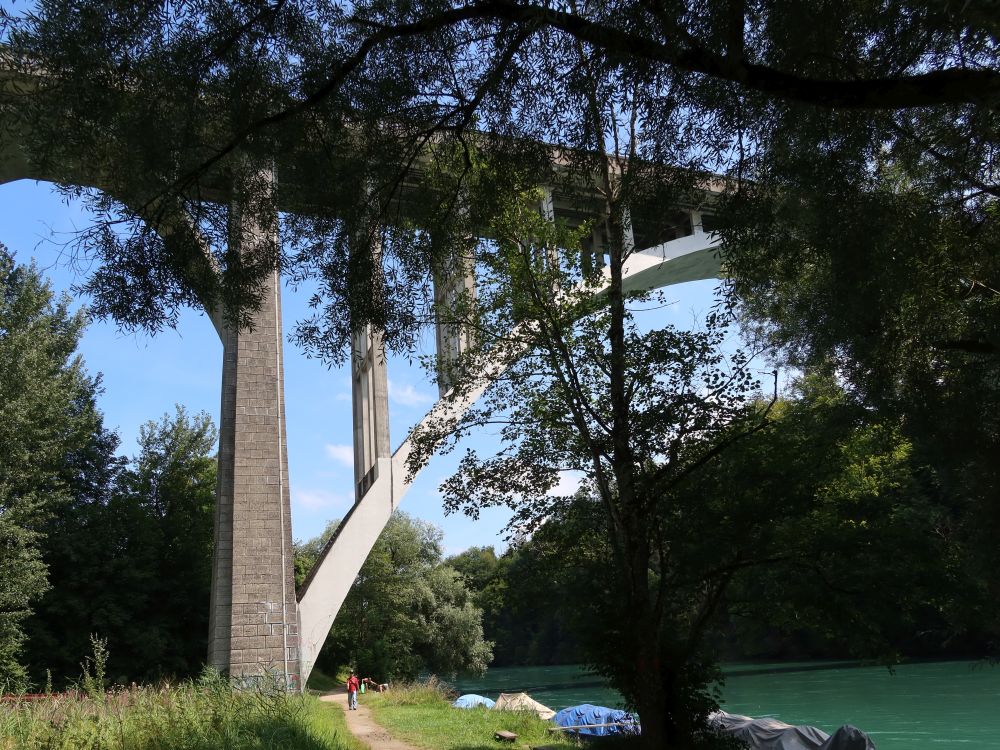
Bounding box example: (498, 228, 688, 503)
(452, 694, 496, 709)
(492, 692, 556, 720)
(552, 704, 638, 737)
(708, 711, 876, 750)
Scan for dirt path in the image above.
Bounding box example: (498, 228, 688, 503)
(319, 690, 423, 750)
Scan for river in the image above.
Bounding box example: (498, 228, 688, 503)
(452, 660, 1000, 748)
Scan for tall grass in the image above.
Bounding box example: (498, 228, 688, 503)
(0, 670, 358, 750)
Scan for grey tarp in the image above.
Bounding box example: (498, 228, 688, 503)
(708, 711, 876, 750)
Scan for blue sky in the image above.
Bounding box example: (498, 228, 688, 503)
(0, 177, 724, 554)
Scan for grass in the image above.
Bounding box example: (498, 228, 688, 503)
(307, 666, 343, 694)
(308, 695, 368, 750)
(0, 671, 362, 750)
(364, 680, 581, 750)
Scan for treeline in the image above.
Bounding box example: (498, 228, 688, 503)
(1, 249, 489, 691)
(295, 513, 493, 682)
(444, 378, 998, 669)
(1, 248, 217, 690)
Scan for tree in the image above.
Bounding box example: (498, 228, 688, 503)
(405, 186, 762, 746)
(0, 245, 102, 690)
(445, 544, 585, 667)
(406, 182, 968, 747)
(680, 374, 967, 660)
(709, 50, 1000, 643)
(7, 1, 994, 356)
(25, 406, 217, 686)
(299, 512, 492, 681)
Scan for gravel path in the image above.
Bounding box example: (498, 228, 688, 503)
(319, 690, 423, 750)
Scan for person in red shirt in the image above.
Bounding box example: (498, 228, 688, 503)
(346, 670, 360, 710)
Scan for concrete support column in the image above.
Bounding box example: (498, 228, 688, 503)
(538, 186, 560, 273)
(433, 243, 476, 397)
(208, 164, 300, 689)
(690, 209, 706, 237)
(622, 206, 636, 254)
(582, 225, 606, 276)
(352, 323, 390, 500)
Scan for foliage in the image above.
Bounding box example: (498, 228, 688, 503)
(4, 0, 995, 359)
(304, 667, 341, 694)
(652, 374, 963, 659)
(298, 512, 492, 682)
(0, 246, 100, 691)
(24, 406, 217, 687)
(445, 544, 582, 667)
(408, 176, 968, 747)
(405, 182, 772, 746)
(0, 670, 359, 750)
(295, 519, 339, 589)
(721, 117, 1000, 639)
(79, 635, 109, 700)
(451, 447, 978, 666)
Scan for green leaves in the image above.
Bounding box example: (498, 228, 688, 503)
(0, 246, 97, 690)
(300, 512, 492, 681)
(24, 405, 218, 687)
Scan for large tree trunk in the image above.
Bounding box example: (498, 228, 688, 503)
(620, 531, 709, 749)
(633, 653, 700, 749)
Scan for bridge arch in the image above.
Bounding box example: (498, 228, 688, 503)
(3, 103, 723, 687)
(295, 212, 723, 684)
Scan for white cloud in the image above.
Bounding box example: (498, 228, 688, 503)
(388, 378, 434, 407)
(291, 487, 351, 511)
(325, 443, 354, 467)
(547, 472, 583, 497)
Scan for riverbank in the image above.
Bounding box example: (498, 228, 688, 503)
(453, 660, 1000, 748)
(360, 681, 579, 750)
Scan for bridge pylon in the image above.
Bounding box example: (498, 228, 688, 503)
(208, 165, 300, 689)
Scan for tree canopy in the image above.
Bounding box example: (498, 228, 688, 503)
(0, 246, 102, 690)
(401, 178, 982, 746)
(297, 512, 493, 682)
(3, 1, 995, 359)
(24, 406, 218, 687)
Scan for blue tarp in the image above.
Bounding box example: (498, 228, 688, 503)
(452, 694, 496, 709)
(551, 704, 638, 736)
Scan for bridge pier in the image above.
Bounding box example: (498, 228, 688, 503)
(208, 167, 300, 688)
(433, 244, 477, 396)
(352, 323, 391, 500)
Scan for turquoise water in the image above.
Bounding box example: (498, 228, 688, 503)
(453, 661, 1000, 748)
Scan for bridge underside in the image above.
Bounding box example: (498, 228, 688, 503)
(2, 125, 721, 688)
(293, 204, 723, 684)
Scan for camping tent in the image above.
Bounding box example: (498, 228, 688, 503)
(492, 692, 556, 720)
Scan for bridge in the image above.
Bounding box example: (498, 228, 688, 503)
(1, 70, 723, 688)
